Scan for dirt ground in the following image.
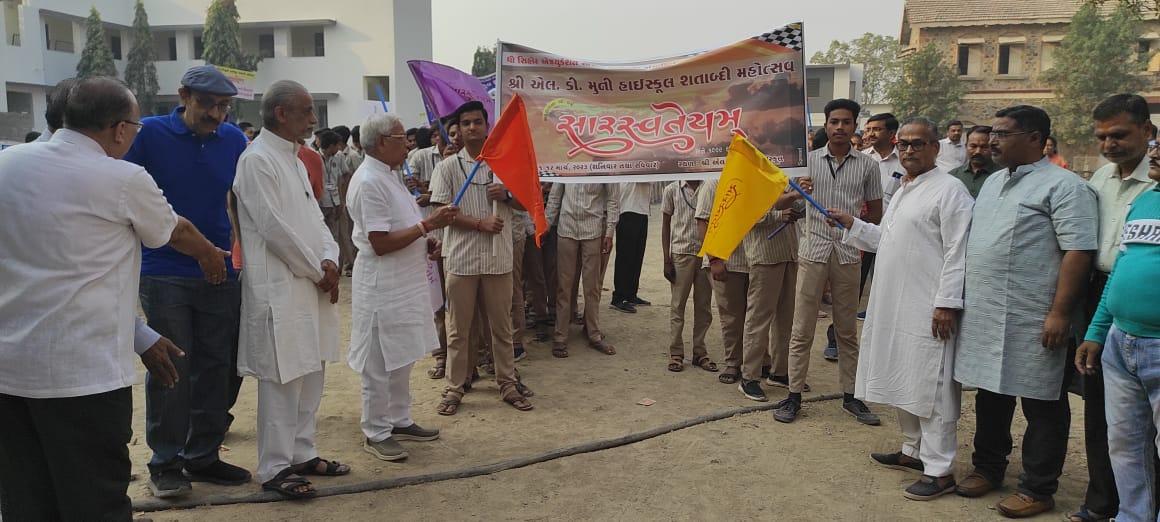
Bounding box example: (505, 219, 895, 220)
(131, 216, 1088, 521)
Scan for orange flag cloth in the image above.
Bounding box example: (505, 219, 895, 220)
(477, 94, 548, 246)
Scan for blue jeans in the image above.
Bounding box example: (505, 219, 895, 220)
(140, 276, 241, 473)
(1103, 325, 1160, 522)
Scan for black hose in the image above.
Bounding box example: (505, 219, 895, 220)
(134, 392, 844, 512)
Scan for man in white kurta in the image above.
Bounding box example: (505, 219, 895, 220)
(829, 119, 974, 501)
(232, 81, 346, 493)
(348, 113, 455, 462)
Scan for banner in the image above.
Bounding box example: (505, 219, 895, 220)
(214, 65, 256, 100)
(498, 23, 807, 183)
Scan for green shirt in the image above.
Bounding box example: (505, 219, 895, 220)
(1085, 187, 1160, 343)
(948, 160, 1000, 199)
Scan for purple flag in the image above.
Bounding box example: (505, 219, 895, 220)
(407, 60, 493, 127)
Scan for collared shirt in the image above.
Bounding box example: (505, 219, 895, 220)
(320, 153, 344, 207)
(545, 182, 619, 240)
(863, 146, 903, 207)
(0, 129, 178, 398)
(800, 146, 883, 265)
(429, 148, 515, 275)
(619, 182, 652, 216)
(695, 178, 749, 273)
(407, 146, 442, 184)
(662, 181, 704, 256)
(1088, 157, 1157, 272)
(935, 137, 967, 172)
(948, 160, 1000, 199)
(743, 191, 798, 266)
(124, 106, 246, 279)
(956, 157, 1099, 401)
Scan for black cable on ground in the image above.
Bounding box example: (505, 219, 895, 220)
(135, 392, 845, 512)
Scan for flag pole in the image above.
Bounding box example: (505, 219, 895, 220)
(374, 84, 422, 197)
(788, 177, 844, 230)
(452, 161, 483, 206)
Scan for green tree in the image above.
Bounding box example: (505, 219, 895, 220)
(76, 7, 117, 78)
(472, 45, 496, 77)
(124, 0, 159, 115)
(886, 43, 965, 126)
(202, 0, 259, 70)
(1044, 3, 1145, 149)
(811, 33, 900, 105)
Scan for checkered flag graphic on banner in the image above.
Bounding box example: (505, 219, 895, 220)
(754, 25, 803, 51)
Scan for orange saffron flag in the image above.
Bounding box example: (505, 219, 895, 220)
(478, 95, 548, 246)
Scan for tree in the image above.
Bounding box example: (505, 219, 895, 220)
(472, 45, 496, 77)
(124, 0, 159, 115)
(886, 43, 965, 126)
(202, 0, 259, 70)
(1044, 3, 1146, 149)
(811, 33, 900, 105)
(76, 7, 117, 78)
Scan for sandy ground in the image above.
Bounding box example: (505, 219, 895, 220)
(130, 216, 1088, 521)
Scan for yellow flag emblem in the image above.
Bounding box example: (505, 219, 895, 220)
(698, 133, 789, 260)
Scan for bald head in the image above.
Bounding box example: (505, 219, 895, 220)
(64, 77, 137, 133)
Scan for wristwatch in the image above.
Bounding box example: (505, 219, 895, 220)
(504, 190, 513, 203)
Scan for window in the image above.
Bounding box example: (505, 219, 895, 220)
(152, 31, 176, 60)
(168, 36, 177, 61)
(4, 1, 21, 47)
(290, 26, 325, 57)
(364, 76, 389, 101)
(1139, 40, 1155, 67)
(998, 44, 1024, 75)
(1041, 42, 1059, 71)
(108, 34, 122, 60)
(42, 15, 74, 52)
(957, 44, 982, 76)
(193, 35, 203, 60)
(258, 33, 274, 59)
(314, 32, 324, 56)
(6, 90, 33, 114)
(806, 78, 820, 98)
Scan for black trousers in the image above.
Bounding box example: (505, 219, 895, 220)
(0, 388, 133, 521)
(612, 212, 648, 303)
(972, 363, 1074, 500)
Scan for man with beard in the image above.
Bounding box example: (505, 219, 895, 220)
(948, 125, 1001, 199)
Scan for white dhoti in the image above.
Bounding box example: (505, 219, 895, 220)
(360, 327, 415, 443)
(897, 344, 960, 478)
(256, 367, 326, 482)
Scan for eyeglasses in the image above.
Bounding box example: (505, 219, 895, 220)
(113, 120, 143, 129)
(989, 130, 1032, 140)
(896, 139, 931, 152)
(194, 94, 232, 114)
(385, 133, 407, 141)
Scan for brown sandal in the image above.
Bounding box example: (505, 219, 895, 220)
(436, 390, 462, 416)
(692, 356, 719, 372)
(551, 343, 569, 358)
(589, 339, 616, 355)
(668, 356, 684, 372)
(502, 390, 534, 411)
(427, 360, 446, 379)
(718, 366, 740, 384)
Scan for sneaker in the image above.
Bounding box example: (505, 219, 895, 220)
(609, 300, 637, 314)
(823, 343, 839, 361)
(738, 379, 768, 402)
(772, 397, 801, 423)
(149, 469, 192, 499)
(392, 423, 440, 442)
(184, 459, 251, 486)
(870, 451, 924, 474)
(843, 398, 881, 425)
(514, 344, 527, 362)
(364, 437, 408, 461)
(904, 475, 957, 501)
(857, 311, 867, 321)
(628, 296, 651, 306)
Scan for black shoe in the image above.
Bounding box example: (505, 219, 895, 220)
(904, 475, 957, 501)
(609, 301, 636, 314)
(843, 398, 881, 426)
(149, 469, 192, 498)
(184, 459, 251, 486)
(628, 296, 651, 306)
(514, 344, 527, 362)
(870, 451, 924, 474)
(738, 380, 767, 402)
(772, 397, 800, 423)
(760, 365, 772, 380)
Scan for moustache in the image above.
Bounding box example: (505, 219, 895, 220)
(970, 153, 988, 162)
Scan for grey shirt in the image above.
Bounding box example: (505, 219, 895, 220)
(799, 147, 883, 265)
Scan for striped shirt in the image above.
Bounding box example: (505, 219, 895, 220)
(743, 196, 797, 266)
(800, 146, 883, 264)
(429, 148, 514, 275)
(695, 178, 748, 273)
(661, 181, 703, 256)
(546, 183, 619, 240)
(407, 146, 442, 184)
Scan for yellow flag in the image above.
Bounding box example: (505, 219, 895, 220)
(698, 133, 789, 260)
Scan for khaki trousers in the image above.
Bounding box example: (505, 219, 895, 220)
(523, 233, 551, 318)
(711, 271, 749, 371)
(511, 237, 526, 345)
(669, 253, 711, 360)
(745, 262, 797, 380)
(555, 237, 604, 343)
(788, 252, 860, 394)
(445, 273, 516, 396)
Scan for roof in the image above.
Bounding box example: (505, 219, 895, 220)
(903, 0, 1110, 27)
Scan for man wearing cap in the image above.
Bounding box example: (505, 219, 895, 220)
(124, 65, 251, 498)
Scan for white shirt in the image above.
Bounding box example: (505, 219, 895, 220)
(936, 137, 967, 173)
(864, 146, 903, 208)
(618, 182, 652, 216)
(0, 129, 177, 398)
(346, 156, 438, 374)
(234, 130, 340, 384)
(844, 168, 974, 418)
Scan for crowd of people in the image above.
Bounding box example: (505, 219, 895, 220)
(0, 63, 1158, 522)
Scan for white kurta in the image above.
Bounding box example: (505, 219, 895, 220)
(346, 156, 438, 375)
(234, 131, 340, 384)
(845, 168, 974, 418)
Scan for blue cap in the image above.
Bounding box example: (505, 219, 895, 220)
(180, 65, 238, 96)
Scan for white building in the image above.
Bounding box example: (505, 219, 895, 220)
(0, 0, 432, 141)
(805, 63, 868, 127)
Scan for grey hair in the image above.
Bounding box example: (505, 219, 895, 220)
(901, 116, 940, 141)
(361, 112, 404, 152)
(261, 80, 309, 129)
